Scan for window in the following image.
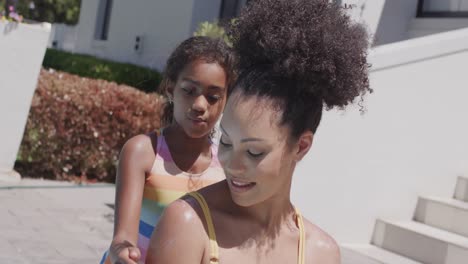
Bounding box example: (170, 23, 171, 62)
(94, 0, 113, 40)
(417, 0, 468, 17)
(219, 0, 242, 20)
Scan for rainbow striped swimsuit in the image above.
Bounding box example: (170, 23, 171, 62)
(100, 130, 224, 263)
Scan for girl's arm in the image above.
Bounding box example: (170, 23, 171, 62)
(109, 134, 156, 264)
(146, 199, 207, 264)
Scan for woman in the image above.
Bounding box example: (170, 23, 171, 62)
(146, 0, 371, 263)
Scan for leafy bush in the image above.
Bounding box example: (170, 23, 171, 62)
(2, 0, 81, 25)
(1, 1, 23, 22)
(15, 69, 164, 182)
(42, 49, 162, 93)
(193, 20, 232, 46)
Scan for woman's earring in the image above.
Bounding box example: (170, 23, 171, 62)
(168, 97, 173, 105)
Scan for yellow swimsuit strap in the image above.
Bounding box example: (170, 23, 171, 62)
(188, 191, 306, 264)
(187, 192, 219, 264)
(295, 207, 306, 264)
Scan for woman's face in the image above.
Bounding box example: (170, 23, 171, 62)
(170, 60, 227, 138)
(218, 92, 302, 207)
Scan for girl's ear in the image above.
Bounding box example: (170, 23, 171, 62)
(166, 86, 174, 100)
(294, 131, 313, 162)
(160, 78, 174, 100)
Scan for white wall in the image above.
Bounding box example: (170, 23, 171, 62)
(340, 0, 454, 46)
(291, 28, 468, 243)
(341, 0, 386, 44)
(102, 0, 196, 70)
(190, 0, 222, 34)
(373, 0, 419, 45)
(73, 0, 223, 71)
(74, 0, 101, 56)
(48, 23, 78, 52)
(407, 18, 468, 39)
(0, 22, 50, 179)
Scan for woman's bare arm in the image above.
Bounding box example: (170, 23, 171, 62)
(146, 199, 207, 264)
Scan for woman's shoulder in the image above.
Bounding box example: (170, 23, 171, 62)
(302, 218, 341, 264)
(161, 197, 205, 227)
(164, 182, 227, 231)
(157, 194, 211, 247)
(146, 198, 209, 263)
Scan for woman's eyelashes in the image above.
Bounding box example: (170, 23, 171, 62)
(220, 136, 232, 147)
(220, 136, 265, 158)
(247, 149, 264, 158)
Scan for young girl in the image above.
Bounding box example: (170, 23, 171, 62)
(146, 0, 371, 263)
(100, 36, 236, 264)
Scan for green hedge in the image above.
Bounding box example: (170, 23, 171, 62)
(42, 49, 162, 93)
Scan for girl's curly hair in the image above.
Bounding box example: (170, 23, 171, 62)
(160, 36, 237, 126)
(228, 0, 371, 138)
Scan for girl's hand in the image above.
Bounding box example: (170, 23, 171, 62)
(109, 240, 141, 264)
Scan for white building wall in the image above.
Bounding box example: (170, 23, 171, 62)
(373, 0, 419, 45)
(340, 0, 468, 45)
(341, 0, 420, 45)
(74, 0, 101, 56)
(291, 28, 468, 243)
(190, 0, 223, 34)
(73, 0, 223, 71)
(341, 0, 386, 44)
(407, 18, 468, 39)
(48, 23, 78, 52)
(102, 0, 196, 70)
(70, 0, 468, 70)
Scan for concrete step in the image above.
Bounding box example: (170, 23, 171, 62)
(414, 196, 468, 237)
(454, 176, 468, 202)
(341, 244, 422, 264)
(372, 219, 468, 264)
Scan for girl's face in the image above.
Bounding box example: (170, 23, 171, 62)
(218, 92, 312, 207)
(170, 60, 227, 138)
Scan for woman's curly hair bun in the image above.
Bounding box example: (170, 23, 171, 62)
(229, 0, 371, 109)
